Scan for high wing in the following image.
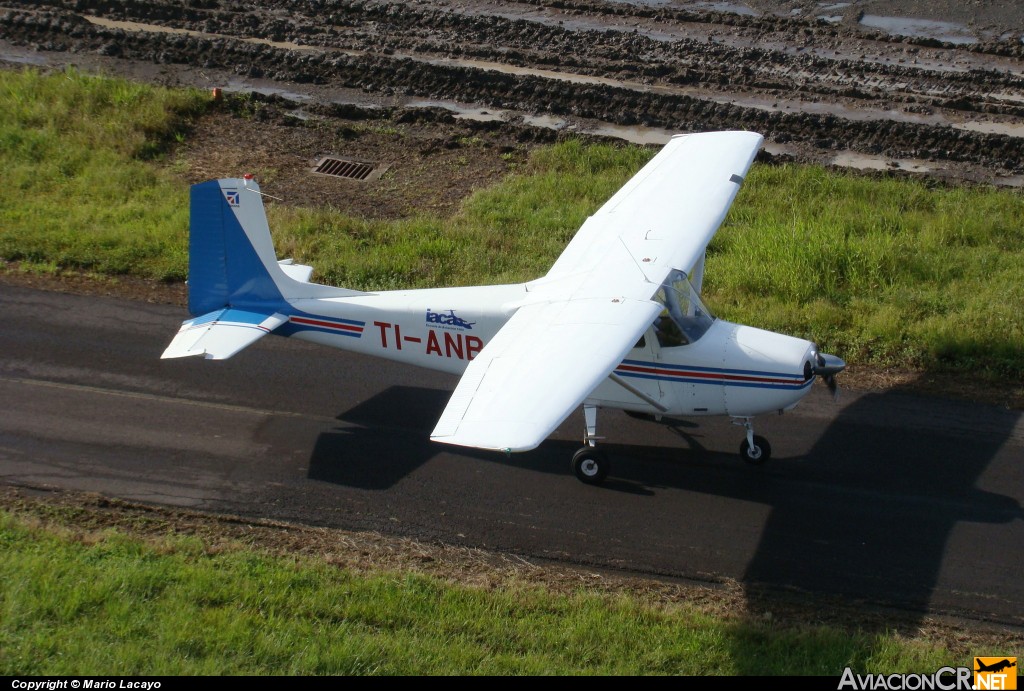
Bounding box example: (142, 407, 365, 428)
(434, 131, 764, 452)
(543, 130, 763, 292)
(430, 297, 662, 451)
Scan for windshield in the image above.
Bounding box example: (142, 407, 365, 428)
(653, 271, 715, 347)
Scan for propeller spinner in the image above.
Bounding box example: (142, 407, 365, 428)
(806, 345, 846, 399)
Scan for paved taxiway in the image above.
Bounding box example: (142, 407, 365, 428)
(1, 285, 1022, 625)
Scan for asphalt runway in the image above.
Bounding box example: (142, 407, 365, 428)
(1, 285, 1022, 626)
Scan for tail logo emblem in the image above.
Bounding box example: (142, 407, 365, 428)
(223, 189, 240, 207)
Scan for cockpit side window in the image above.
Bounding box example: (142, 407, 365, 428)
(653, 271, 715, 348)
(654, 312, 687, 347)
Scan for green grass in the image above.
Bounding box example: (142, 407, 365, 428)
(0, 66, 207, 280)
(268, 140, 652, 289)
(1, 66, 1022, 377)
(0, 510, 956, 675)
(710, 166, 1024, 375)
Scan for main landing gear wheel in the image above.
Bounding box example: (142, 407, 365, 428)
(572, 447, 609, 485)
(739, 435, 771, 465)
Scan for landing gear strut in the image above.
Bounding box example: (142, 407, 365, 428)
(572, 405, 609, 485)
(735, 417, 771, 465)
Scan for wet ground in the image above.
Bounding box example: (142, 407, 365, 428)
(3, 0, 1024, 188)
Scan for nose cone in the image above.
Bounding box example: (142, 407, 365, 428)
(722, 323, 816, 416)
(812, 350, 846, 377)
(731, 324, 814, 372)
(808, 346, 846, 399)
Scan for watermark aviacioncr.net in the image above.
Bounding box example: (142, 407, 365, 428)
(838, 658, 1017, 691)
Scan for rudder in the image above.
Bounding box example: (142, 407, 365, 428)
(188, 178, 287, 315)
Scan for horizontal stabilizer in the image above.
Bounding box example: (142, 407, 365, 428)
(278, 259, 314, 283)
(161, 308, 286, 360)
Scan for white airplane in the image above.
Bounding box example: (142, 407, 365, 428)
(162, 131, 845, 484)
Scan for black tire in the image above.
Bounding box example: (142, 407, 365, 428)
(739, 435, 771, 465)
(572, 447, 609, 485)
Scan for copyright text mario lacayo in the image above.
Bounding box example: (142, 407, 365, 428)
(12, 681, 160, 690)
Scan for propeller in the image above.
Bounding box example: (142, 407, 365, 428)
(807, 345, 846, 401)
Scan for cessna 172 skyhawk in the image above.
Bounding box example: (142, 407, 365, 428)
(162, 131, 845, 484)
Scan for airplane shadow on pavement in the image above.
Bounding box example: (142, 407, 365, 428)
(605, 388, 1024, 655)
(726, 387, 1024, 673)
(738, 388, 1023, 620)
(307, 385, 733, 494)
(308, 386, 455, 490)
(309, 384, 1023, 643)
(596, 390, 1021, 634)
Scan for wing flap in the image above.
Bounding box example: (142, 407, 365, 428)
(430, 297, 661, 451)
(161, 308, 286, 360)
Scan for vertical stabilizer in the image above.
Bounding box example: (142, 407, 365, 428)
(187, 178, 362, 316)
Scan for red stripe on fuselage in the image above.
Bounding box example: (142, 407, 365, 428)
(617, 363, 800, 386)
(290, 316, 363, 333)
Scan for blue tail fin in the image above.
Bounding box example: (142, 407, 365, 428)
(187, 178, 361, 316)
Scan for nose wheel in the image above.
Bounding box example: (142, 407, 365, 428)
(735, 418, 771, 465)
(740, 435, 771, 465)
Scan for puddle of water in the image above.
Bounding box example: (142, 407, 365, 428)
(957, 121, 1024, 138)
(422, 55, 630, 89)
(694, 2, 759, 17)
(523, 114, 568, 129)
(601, 0, 675, 6)
(409, 101, 504, 122)
(830, 151, 1023, 188)
(0, 51, 47, 65)
(761, 141, 795, 158)
(85, 16, 340, 54)
(588, 123, 677, 146)
(831, 151, 933, 174)
(859, 15, 977, 45)
(605, 0, 758, 16)
(408, 99, 677, 145)
(222, 78, 314, 103)
(818, 2, 851, 10)
(409, 99, 557, 127)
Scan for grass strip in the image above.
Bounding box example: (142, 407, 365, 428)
(0, 509, 954, 675)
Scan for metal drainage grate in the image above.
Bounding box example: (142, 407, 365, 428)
(312, 156, 387, 182)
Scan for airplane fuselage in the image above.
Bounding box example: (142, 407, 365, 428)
(278, 283, 817, 420)
(165, 136, 844, 481)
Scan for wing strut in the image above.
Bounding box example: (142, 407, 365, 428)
(607, 372, 669, 412)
